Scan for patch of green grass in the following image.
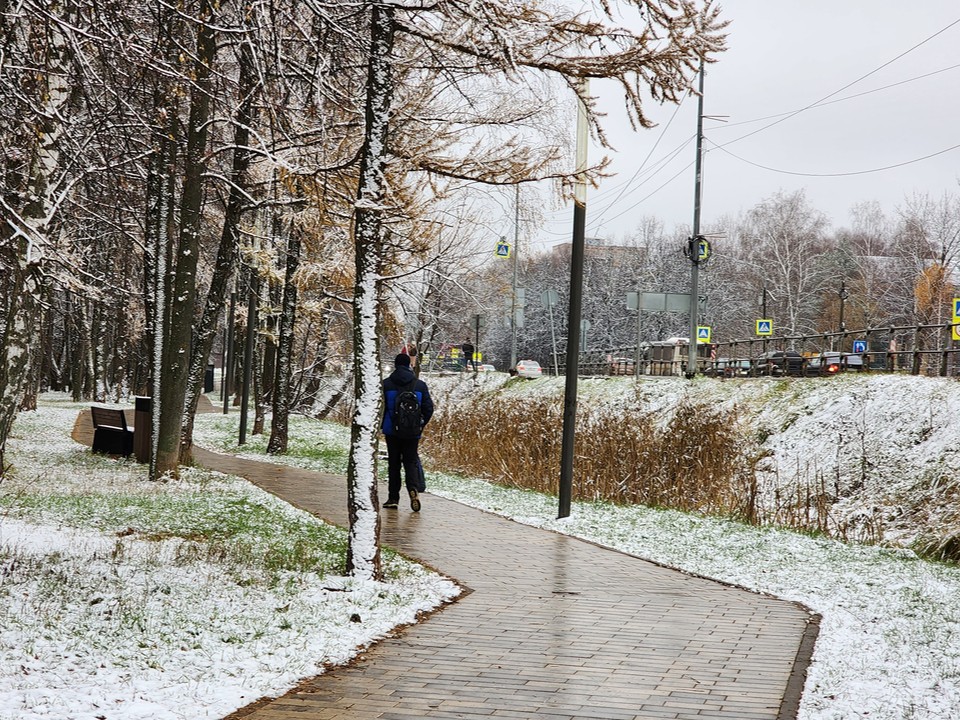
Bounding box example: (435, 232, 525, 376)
(194, 414, 351, 474)
(3, 479, 348, 580)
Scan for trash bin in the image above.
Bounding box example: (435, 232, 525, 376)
(134, 396, 152, 464)
(204, 364, 215, 393)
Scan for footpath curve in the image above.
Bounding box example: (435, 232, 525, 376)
(190, 445, 819, 720)
(71, 407, 817, 719)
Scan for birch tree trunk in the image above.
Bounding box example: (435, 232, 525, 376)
(0, 7, 70, 470)
(0, 257, 40, 473)
(346, 2, 395, 580)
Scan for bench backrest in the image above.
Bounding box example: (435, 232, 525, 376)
(90, 406, 129, 431)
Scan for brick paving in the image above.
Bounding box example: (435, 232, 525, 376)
(73, 407, 819, 720)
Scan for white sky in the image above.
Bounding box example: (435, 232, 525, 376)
(528, 1, 960, 250)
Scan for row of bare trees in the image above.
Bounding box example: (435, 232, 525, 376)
(1, 0, 726, 577)
(427, 189, 960, 367)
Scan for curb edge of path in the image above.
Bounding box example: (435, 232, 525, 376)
(778, 611, 821, 720)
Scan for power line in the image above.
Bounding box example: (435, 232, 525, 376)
(534, 136, 698, 237)
(715, 15, 960, 149)
(587, 90, 691, 230)
(535, 15, 960, 240)
(707, 137, 960, 178)
(718, 62, 960, 130)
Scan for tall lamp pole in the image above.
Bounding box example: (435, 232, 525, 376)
(558, 80, 589, 520)
(509, 186, 520, 370)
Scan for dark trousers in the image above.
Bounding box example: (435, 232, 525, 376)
(385, 434, 420, 501)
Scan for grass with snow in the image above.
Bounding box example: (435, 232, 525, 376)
(0, 395, 458, 720)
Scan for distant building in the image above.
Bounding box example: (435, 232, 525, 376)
(551, 238, 645, 263)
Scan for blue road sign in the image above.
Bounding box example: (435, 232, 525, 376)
(954, 297, 960, 319)
(697, 238, 710, 262)
(853, 340, 867, 353)
(756, 319, 773, 336)
(495, 242, 511, 258)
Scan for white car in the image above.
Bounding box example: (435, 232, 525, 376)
(477, 363, 497, 372)
(515, 360, 543, 378)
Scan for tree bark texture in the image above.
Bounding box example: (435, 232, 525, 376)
(154, 0, 217, 478)
(346, 2, 395, 580)
(267, 221, 302, 454)
(180, 40, 257, 463)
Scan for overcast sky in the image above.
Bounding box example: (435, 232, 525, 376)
(528, 1, 960, 250)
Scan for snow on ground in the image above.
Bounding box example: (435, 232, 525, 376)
(6, 372, 960, 720)
(422, 471, 960, 720)
(420, 372, 960, 720)
(0, 397, 458, 720)
(206, 372, 960, 720)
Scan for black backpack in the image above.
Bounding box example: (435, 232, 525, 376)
(392, 380, 422, 438)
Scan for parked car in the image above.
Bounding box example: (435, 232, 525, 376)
(515, 360, 543, 378)
(477, 363, 497, 372)
(803, 355, 841, 377)
(705, 358, 751, 378)
(609, 357, 635, 375)
(753, 351, 804, 377)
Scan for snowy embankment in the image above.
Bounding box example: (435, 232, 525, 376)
(0, 397, 458, 720)
(4, 375, 960, 720)
(431, 371, 960, 551)
(420, 372, 960, 720)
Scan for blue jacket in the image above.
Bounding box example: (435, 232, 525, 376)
(381, 366, 434, 436)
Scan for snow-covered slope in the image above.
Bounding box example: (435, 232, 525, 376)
(428, 371, 960, 555)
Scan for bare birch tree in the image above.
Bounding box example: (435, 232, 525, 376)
(344, 0, 725, 578)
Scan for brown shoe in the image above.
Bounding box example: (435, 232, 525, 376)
(409, 489, 421, 512)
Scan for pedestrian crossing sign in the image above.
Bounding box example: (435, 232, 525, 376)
(495, 241, 511, 258)
(756, 319, 773, 336)
(953, 297, 960, 320)
(696, 326, 711, 343)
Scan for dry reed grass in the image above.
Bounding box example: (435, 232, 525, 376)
(337, 377, 957, 560)
(427, 392, 760, 522)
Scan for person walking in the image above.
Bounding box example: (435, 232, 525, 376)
(461, 339, 475, 371)
(381, 353, 434, 511)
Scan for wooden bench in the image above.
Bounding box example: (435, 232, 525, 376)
(90, 406, 134, 457)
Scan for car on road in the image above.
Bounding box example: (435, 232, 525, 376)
(705, 358, 751, 378)
(841, 353, 865, 371)
(803, 355, 841, 377)
(515, 360, 543, 378)
(812, 352, 865, 373)
(753, 350, 805, 377)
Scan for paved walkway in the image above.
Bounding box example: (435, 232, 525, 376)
(73, 408, 818, 720)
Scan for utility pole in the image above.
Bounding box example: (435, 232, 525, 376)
(559, 80, 589, 519)
(837, 280, 849, 352)
(761, 284, 768, 356)
(686, 59, 705, 379)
